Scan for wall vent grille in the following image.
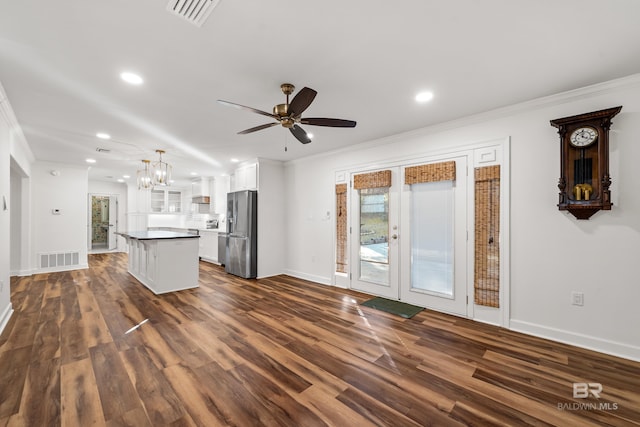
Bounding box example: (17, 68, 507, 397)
(39, 251, 80, 269)
(166, 0, 220, 27)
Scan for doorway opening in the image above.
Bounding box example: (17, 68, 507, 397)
(90, 195, 118, 252)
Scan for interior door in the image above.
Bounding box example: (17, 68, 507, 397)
(108, 195, 118, 250)
(350, 167, 399, 299)
(400, 155, 468, 316)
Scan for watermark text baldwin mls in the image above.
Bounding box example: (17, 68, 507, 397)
(557, 383, 618, 411)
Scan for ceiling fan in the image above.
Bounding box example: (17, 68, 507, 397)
(217, 83, 356, 144)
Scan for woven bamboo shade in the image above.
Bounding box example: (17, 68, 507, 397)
(405, 161, 456, 184)
(353, 170, 391, 189)
(474, 165, 500, 308)
(335, 184, 348, 273)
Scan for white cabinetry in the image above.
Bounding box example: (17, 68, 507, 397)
(122, 233, 199, 294)
(213, 175, 230, 215)
(150, 189, 182, 213)
(232, 163, 258, 191)
(198, 230, 219, 263)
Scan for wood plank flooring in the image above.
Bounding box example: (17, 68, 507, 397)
(1, 253, 639, 426)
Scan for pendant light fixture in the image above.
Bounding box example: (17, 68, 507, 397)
(137, 159, 153, 190)
(152, 149, 172, 186)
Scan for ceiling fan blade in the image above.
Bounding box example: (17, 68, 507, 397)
(238, 122, 279, 134)
(287, 87, 317, 117)
(300, 118, 357, 128)
(217, 100, 279, 119)
(289, 125, 312, 144)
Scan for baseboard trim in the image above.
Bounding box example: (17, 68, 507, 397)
(282, 269, 332, 286)
(510, 319, 640, 362)
(0, 303, 14, 336)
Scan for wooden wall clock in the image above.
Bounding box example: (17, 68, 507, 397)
(550, 106, 622, 220)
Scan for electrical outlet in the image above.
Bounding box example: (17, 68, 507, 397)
(571, 291, 584, 306)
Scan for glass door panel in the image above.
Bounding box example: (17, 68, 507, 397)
(410, 181, 454, 297)
(359, 187, 389, 285)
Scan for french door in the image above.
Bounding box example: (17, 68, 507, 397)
(350, 168, 400, 299)
(350, 156, 469, 317)
(399, 155, 468, 316)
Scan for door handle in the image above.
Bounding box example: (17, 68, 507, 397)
(392, 234, 398, 240)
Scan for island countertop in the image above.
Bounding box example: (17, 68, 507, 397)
(117, 231, 200, 240)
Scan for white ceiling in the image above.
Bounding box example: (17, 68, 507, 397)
(2, 0, 640, 186)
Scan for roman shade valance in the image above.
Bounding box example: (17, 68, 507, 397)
(353, 170, 392, 189)
(405, 161, 456, 184)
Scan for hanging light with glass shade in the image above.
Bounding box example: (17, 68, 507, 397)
(152, 149, 172, 186)
(137, 159, 153, 190)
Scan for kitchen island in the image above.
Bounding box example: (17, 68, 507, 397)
(118, 231, 200, 294)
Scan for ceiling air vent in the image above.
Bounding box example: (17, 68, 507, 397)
(167, 0, 220, 27)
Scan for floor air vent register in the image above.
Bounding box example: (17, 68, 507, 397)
(39, 251, 80, 269)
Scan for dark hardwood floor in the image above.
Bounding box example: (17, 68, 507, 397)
(1, 253, 639, 426)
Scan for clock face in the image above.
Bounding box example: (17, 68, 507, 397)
(570, 127, 598, 147)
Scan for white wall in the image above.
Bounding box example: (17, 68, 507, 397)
(256, 159, 285, 278)
(88, 180, 128, 251)
(284, 74, 640, 361)
(32, 161, 89, 272)
(0, 92, 13, 334)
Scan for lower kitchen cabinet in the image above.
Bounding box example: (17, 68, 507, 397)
(198, 230, 219, 263)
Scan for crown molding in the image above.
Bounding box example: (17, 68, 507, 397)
(287, 73, 640, 166)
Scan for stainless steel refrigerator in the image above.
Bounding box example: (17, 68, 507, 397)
(225, 190, 257, 278)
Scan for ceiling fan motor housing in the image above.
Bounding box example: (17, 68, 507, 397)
(273, 103, 288, 117)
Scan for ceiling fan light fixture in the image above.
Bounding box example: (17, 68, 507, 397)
(219, 83, 356, 145)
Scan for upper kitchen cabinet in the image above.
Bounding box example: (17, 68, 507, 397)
(232, 163, 258, 191)
(213, 175, 230, 215)
(150, 188, 182, 213)
(127, 185, 183, 214)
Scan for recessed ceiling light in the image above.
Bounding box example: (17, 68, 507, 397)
(117, 179, 125, 183)
(230, 158, 239, 163)
(169, 179, 175, 184)
(120, 72, 144, 85)
(96, 132, 111, 139)
(415, 91, 434, 103)
(190, 172, 198, 176)
(123, 175, 130, 179)
(86, 158, 96, 164)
